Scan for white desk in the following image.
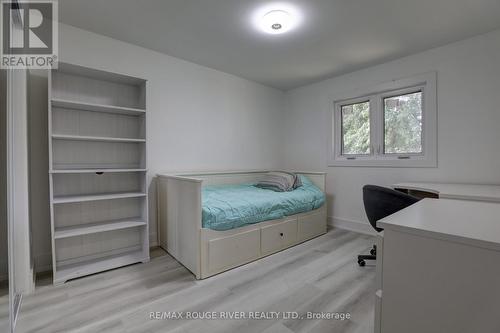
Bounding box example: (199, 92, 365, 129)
(393, 182, 500, 202)
(374, 198, 500, 333)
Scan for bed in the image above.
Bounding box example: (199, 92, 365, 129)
(157, 171, 327, 279)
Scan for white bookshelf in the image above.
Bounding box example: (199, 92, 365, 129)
(50, 168, 147, 174)
(51, 98, 146, 116)
(48, 63, 149, 285)
(54, 219, 147, 239)
(53, 192, 147, 204)
(52, 134, 146, 143)
(54, 250, 145, 284)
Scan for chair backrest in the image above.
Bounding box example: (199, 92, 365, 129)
(363, 185, 421, 233)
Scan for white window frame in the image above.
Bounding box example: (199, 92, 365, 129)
(338, 96, 373, 158)
(328, 72, 437, 167)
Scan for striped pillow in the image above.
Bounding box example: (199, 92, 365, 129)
(255, 172, 302, 192)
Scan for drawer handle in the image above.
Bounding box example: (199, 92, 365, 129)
(280, 233, 284, 237)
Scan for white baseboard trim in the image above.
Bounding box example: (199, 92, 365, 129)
(328, 216, 377, 236)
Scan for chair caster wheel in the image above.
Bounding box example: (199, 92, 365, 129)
(358, 259, 366, 267)
(370, 249, 376, 255)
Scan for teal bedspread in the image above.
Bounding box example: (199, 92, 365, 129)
(202, 176, 325, 231)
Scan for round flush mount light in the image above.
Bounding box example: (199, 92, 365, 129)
(252, 3, 302, 35)
(261, 10, 292, 34)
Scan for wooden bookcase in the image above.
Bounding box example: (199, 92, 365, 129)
(48, 63, 149, 284)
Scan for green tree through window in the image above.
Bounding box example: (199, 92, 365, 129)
(341, 101, 370, 155)
(331, 73, 436, 167)
(384, 92, 422, 154)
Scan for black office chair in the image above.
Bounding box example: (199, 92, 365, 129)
(357, 185, 421, 266)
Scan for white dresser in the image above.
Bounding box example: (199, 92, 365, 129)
(374, 198, 500, 333)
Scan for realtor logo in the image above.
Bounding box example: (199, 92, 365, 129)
(1, 0, 58, 68)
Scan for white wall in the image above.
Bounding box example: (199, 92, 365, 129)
(30, 24, 285, 272)
(30, 23, 500, 270)
(282, 29, 500, 233)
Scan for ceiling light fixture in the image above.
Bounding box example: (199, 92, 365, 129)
(252, 3, 302, 35)
(261, 10, 291, 34)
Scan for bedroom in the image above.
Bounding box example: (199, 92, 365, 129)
(2, 0, 500, 332)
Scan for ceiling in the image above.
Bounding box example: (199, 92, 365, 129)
(59, 0, 500, 90)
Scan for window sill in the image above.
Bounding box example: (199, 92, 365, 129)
(327, 157, 437, 168)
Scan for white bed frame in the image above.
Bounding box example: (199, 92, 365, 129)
(157, 171, 327, 279)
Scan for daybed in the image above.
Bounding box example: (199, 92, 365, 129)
(157, 171, 327, 279)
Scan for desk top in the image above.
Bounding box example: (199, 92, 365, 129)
(393, 182, 500, 202)
(378, 198, 500, 252)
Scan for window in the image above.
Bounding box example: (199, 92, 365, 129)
(329, 72, 437, 167)
(341, 101, 370, 155)
(383, 91, 422, 154)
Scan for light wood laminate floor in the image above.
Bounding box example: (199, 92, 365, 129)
(13, 229, 376, 333)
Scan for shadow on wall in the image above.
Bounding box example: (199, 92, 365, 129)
(148, 176, 159, 247)
(325, 192, 334, 222)
(28, 70, 52, 273)
(1, 69, 8, 289)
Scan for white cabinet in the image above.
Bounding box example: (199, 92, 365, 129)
(297, 209, 327, 242)
(207, 229, 261, 274)
(376, 199, 500, 333)
(48, 63, 149, 284)
(374, 232, 383, 333)
(261, 218, 298, 255)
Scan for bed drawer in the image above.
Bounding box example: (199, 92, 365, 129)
(207, 229, 261, 274)
(261, 218, 298, 256)
(297, 209, 327, 242)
